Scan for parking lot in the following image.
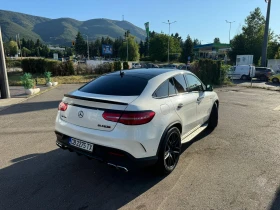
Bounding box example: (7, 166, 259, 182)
(1, 84, 280, 210)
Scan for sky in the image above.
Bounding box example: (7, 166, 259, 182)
(1, 0, 279, 44)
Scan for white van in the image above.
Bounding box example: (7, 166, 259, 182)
(228, 65, 256, 80)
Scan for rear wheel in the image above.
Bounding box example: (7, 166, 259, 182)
(272, 78, 279, 83)
(208, 103, 218, 129)
(241, 75, 247, 80)
(156, 127, 181, 175)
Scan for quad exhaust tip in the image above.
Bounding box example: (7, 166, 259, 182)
(108, 163, 128, 172)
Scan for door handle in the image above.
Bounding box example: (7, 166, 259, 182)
(197, 97, 204, 102)
(177, 103, 184, 109)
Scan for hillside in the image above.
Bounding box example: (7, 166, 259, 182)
(0, 10, 147, 45)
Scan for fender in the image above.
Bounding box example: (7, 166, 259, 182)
(156, 120, 182, 156)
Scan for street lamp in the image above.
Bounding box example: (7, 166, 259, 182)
(225, 20, 235, 44)
(83, 34, 89, 60)
(261, 0, 272, 67)
(163, 20, 177, 63)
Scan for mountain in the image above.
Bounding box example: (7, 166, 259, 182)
(0, 10, 147, 45)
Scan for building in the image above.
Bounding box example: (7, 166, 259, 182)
(194, 43, 231, 60)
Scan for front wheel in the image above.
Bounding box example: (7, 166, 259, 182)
(156, 127, 181, 175)
(272, 78, 279, 83)
(208, 103, 218, 129)
(241, 75, 247, 80)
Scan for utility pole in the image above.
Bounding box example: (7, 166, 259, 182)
(0, 27, 10, 99)
(83, 34, 89, 60)
(17, 34, 22, 59)
(225, 20, 235, 44)
(163, 20, 176, 63)
(261, 0, 272, 67)
(124, 30, 129, 61)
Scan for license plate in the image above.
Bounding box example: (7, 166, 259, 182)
(69, 138, 94, 152)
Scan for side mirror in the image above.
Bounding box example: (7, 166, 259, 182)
(206, 85, 213, 91)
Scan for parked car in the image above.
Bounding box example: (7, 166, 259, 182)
(255, 67, 275, 81)
(268, 74, 280, 83)
(227, 65, 256, 80)
(132, 63, 142, 68)
(143, 63, 159, 68)
(178, 65, 190, 70)
(163, 64, 178, 69)
(55, 69, 219, 174)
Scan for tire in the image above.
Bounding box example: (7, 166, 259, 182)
(241, 75, 247, 80)
(272, 78, 279, 83)
(208, 103, 218, 129)
(155, 127, 181, 175)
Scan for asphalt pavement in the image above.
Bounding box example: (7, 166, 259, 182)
(1, 85, 280, 210)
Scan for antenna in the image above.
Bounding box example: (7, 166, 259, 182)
(122, 15, 124, 21)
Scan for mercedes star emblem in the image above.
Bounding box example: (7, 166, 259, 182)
(78, 111, 84, 118)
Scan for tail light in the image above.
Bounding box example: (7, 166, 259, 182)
(58, 102, 68, 111)
(102, 111, 155, 125)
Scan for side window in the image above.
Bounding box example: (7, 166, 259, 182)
(185, 74, 204, 92)
(173, 74, 188, 94)
(168, 78, 177, 96)
(153, 80, 169, 98)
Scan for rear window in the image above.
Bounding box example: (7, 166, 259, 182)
(79, 75, 148, 96)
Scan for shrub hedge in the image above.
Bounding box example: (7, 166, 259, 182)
(123, 61, 129, 70)
(21, 59, 75, 76)
(114, 61, 122, 71)
(94, 63, 114, 74)
(190, 59, 223, 85)
(6, 59, 22, 68)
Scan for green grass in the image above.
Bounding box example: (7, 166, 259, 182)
(8, 72, 98, 86)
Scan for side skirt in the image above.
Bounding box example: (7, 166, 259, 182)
(181, 123, 208, 144)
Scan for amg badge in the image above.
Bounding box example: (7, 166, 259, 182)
(98, 124, 111, 129)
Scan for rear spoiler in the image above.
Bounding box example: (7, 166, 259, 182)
(64, 94, 128, 105)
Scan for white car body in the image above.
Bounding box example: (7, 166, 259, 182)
(132, 63, 141, 68)
(55, 69, 219, 172)
(228, 65, 256, 80)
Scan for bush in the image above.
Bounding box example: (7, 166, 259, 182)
(75, 64, 95, 75)
(189, 59, 223, 85)
(94, 63, 114, 74)
(123, 61, 129, 70)
(20, 73, 34, 89)
(140, 56, 151, 61)
(44, 71, 52, 83)
(21, 59, 75, 76)
(114, 61, 122, 71)
(6, 59, 22, 68)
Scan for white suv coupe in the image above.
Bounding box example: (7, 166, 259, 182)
(55, 69, 219, 174)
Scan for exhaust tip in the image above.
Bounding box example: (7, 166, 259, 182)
(108, 163, 128, 172)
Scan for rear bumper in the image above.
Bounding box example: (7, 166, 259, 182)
(55, 131, 158, 170)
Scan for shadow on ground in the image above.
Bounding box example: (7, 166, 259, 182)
(0, 100, 60, 115)
(0, 128, 213, 210)
(269, 186, 280, 210)
(0, 148, 166, 210)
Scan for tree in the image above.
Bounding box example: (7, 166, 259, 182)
(139, 40, 145, 57)
(180, 35, 194, 62)
(229, 7, 271, 64)
(275, 47, 280, 59)
(21, 47, 31, 57)
(149, 34, 181, 62)
(4, 41, 18, 56)
(75, 32, 86, 56)
(113, 37, 122, 58)
(214, 38, 221, 44)
(119, 35, 140, 61)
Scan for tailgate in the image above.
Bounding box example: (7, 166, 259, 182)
(60, 91, 138, 131)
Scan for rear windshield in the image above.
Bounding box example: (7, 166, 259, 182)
(79, 75, 148, 96)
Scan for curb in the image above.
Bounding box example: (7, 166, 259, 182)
(0, 85, 60, 112)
